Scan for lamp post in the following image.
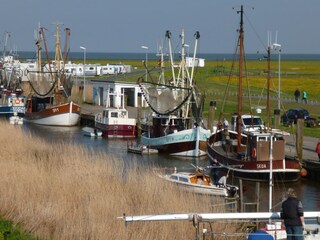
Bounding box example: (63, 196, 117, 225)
(272, 43, 281, 110)
(80, 46, 86, 102)
(141, 46, 148, 82)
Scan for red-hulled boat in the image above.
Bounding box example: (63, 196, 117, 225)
(206, 5, 301, 182)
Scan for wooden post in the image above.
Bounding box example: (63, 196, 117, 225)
(296, 118, 304, 161)
(274, 109, 280, 129)
(207, 101, 216, 132)
(255, 182, 260, 212)
(239, 179, 243, 212)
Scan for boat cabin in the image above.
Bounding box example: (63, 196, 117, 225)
(102, 109, 128, 119)
(170, 172, 211, 186)
(150, 115, 191, 138)
(244, 131, 287, 162)
(230, 114, 264, 132)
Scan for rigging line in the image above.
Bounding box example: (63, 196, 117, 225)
(139, 80, 192, 91)
(28, 75, 57, 97)
(244, 12, 267, 52)
(243, 46, 253, 114)
(220, 33, 240, 117)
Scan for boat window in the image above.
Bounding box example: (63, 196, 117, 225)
(178, 177, 189, 183)
(111, 112, 118, 118)
(170, 175, 178, 180)
(161, 118, 167, 125)
(243, 117, 262, 126)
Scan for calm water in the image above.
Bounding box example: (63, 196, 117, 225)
(17, 51, 320, 61)
(23, 124, 320, 213)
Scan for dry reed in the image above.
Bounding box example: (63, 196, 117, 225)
(0, 121, 237, 239)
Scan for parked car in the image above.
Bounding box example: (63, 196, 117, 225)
(281, 108, 310, 125)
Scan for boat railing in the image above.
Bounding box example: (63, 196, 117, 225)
(119, 211, 320, 240)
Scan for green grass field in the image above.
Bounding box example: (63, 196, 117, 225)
(81, 58, 320, 137)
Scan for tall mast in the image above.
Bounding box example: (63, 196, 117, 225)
(35, 24, 42, 72)
(54, 23, 62, 90)
(166, 30, 176, 86)
(237, 5, 244, 151)
(266, 46, 271, 130)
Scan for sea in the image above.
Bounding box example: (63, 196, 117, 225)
(15, 51, 320, 61)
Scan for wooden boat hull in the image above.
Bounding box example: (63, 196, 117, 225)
(24, 102, 80, 126)
(207, 130, 301, 182)
(141, 127, 211, 157)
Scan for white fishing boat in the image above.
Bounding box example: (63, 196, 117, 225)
(140, 30, 210, 157)
(158, 170, 238, 198)
(82, 127, 102, 137)
(95, 90, 136, 138)
(24, 24, 80, 127)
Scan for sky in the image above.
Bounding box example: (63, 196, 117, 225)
(1, 0, 320, 54)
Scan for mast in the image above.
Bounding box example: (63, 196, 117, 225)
(266, 45, 271, 130)
(35, 24, 42, 72)
(54, 23, 62, 91)
(166, 30, 176, 86)
(237, 5, 244, 151)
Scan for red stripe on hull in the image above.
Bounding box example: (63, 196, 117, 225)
(95, 122, 136, 138)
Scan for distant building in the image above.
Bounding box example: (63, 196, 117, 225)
(185, 57, 205, 67)
(91, 80, 147, 108)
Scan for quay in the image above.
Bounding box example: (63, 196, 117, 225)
(78, 104, 319, 161)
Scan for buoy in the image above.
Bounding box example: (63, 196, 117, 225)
(300, 168, 307, 177)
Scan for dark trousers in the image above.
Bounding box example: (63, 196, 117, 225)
(285, 225, 303, 240)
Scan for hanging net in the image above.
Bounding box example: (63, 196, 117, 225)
(139, 81, 192, 115)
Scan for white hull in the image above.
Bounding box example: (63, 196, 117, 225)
(82, 127, 102, 137)
(25, 112, 80, 126)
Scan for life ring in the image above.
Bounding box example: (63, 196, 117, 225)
(15, 99, 20, 104)
(251, 148, 257, 158)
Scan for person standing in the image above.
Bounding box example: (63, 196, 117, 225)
(316, 140, 320, 161)
(294, 88, 300, 103)
(223, 118, 229, 129)
(302, 90, 307, 104)
(281, 188, 304, 240)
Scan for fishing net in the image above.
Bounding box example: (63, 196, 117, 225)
(139, 81, 192, 115)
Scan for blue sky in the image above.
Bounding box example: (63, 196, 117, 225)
(1, 0, 320, 54)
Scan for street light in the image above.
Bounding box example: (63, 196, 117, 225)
(141, 46, 148, 82)
(272, 43, 281, 110)
(80, 46, 86, 102)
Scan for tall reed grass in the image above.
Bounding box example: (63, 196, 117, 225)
(0, 121, 237, 239)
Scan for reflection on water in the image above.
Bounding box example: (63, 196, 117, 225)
(23, 124, 320, 212)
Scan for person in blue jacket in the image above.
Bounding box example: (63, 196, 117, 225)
(302, 91, 307, 104)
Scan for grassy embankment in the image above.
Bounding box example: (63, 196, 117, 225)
(79, 58, 320, 138)
(0, 121, 240, 239)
